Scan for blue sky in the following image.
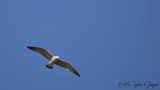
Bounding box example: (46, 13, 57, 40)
(0, 0, 160, 90)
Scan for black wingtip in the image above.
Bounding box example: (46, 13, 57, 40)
(27, 46, 37, 50)
(78, 75, 80, 77)
(27, 46, 35, 48)
(76, 73, 80, 77)
(27, 46, 31, 49)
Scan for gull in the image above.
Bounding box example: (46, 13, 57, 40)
(27, 46, 80, 77)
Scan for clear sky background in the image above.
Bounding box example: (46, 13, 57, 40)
(0, 0, 160, 90)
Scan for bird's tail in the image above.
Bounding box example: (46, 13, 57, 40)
(46, 63, 53, 69)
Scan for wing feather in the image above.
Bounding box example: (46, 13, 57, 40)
(55, 60, 80, 77)
(27, 46, 53, 60)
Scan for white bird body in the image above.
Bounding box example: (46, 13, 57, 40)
(46, 56, 59, 69)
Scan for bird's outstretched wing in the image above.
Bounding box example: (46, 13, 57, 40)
(27, 46, 53, 60)
(55, 59, 80, 77)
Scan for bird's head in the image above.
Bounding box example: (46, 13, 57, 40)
(53, 56, 60, 59)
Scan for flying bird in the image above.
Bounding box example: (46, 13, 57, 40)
(27, 46, 80, 77)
